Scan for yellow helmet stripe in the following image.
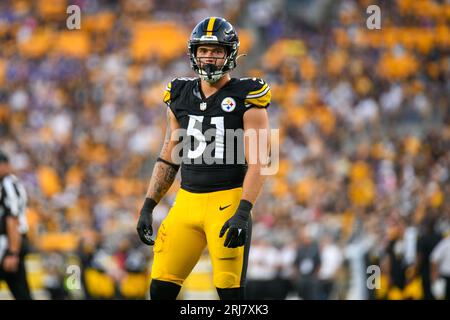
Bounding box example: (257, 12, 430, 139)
(206, 17, 216, 36)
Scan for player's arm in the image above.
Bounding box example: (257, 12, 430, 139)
(145, 108, 181, 202)
(241, 107, 270, 204)
(430, 240, 444, 282)
(220, 108, 270, 248)
(137, 108, 180, 245)
(2, 179, 22, 272)
(4, 216, 21, 272)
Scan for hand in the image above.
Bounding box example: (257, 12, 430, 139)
(431, 264, 439, 282)
(219, 200, 252, 248)
(136, 198, 158, 245)
(3, 254, 19, 272)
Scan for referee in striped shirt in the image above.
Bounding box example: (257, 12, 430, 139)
(0, 150, 32, 300)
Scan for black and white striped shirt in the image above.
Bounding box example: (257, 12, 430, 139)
(0, 174, 28, 259)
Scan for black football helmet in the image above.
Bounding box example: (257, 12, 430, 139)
(188, 17, 239, 83)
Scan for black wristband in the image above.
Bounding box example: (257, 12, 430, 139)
(156, 157, 180, 171)
(5, 249, 19, 257)
(233, 200, 253, 221)
(141, 198, 158, 213)
(238, 199, 253, 212)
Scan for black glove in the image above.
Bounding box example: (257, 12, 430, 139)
(219, 200, 252, 248)
(137, 198, 158, 245)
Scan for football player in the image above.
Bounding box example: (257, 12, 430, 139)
(137, 17, 271, 300)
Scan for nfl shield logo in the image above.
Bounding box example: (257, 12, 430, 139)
(200, 102, 207, 111)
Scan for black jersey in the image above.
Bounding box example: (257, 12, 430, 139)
(163, 77, 271, 193)
(0, 174, 28, 257)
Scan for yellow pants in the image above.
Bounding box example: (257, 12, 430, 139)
(151, 187, 251, 289)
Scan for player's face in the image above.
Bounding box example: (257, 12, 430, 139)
(196, 44, 227, 69)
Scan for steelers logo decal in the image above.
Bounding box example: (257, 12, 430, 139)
(221, 97, 236, 112)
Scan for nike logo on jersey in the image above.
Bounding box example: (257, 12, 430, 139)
(219, 204, 231, 211)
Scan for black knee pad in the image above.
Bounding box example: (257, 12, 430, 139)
(216, 287, 245, 300)
(150, 279, 181, 300)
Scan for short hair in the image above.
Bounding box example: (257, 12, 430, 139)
(0, 150, 9, 163)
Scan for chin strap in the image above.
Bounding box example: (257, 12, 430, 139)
(203, 64, 218, 80)
(200, 63, 224, 83)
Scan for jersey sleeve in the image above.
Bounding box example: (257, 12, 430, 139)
(1, 176, 20, 217)
(162, 78, 186, 108)
(163, 80, 173, 106)
(244, 78, 271, 109)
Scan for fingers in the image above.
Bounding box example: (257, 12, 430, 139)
(224, 228, 246, 248)
(3, 260, 11, 272)
(227, 237, 239, 248)
(237, 231, 246, 247)
(143, 228, 155, 246)
(137, 213, 154, 245)
(146, 225, 153, 237)
(139, 233, 154, 245)
(219, 221, 230, 238)
(137, 222, 154, 246)
(225, 229, 247, 248)
(3, 257, 18, 272)
(230, 230, 246, 248)
(224, 228, 235, 247)
(137, 228, 151, 245)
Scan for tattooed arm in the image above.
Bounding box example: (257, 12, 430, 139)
(137, 108, 180, 245)
(145, 108, 181, 202)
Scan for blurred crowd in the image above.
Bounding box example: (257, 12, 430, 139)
(0, 0, 449, 299)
